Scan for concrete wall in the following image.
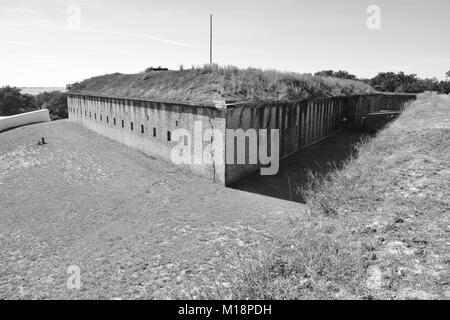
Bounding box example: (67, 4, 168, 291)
(68, 93, 416, 187)
(342, 93, 417, 115)
(224, 93, 416, 185)
(0, 109, 50, 132)
(224, 98, 345, 184)
(68, 94, 227, 184)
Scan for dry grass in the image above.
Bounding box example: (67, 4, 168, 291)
(226, 93, 450, 299)
(68, 65, 375, 103)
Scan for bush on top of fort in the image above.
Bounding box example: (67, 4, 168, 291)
(68, 65, 376, 104)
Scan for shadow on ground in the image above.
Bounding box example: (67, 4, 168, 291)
(230, 131, 369, 203)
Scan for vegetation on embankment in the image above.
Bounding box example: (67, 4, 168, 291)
(314, 70, 450, 95)
(68, 65, 376, 103)
(228, 93, 450, 299)
(367, 71, 450, 94)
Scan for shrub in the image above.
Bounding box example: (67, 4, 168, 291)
(0, 87, 68, 120)
(0, 86, 37, 116)
(35, 91, 68, 120)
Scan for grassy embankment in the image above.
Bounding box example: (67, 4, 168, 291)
(226, 93, 450, 299)
(69, 65, 375, 103)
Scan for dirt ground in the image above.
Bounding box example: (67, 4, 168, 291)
(0, 120, 302, 299)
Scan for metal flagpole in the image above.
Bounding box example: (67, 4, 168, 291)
(210, 14, 213, 65)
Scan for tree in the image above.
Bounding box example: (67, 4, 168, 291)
(35, 91, 68, 120)
(0, 86, 67, 119)
(370, 72, 399, 92)
(333, 70, 357, 80)
(314, 70, 334, 78)
(0, 86, 37, 116)
(314, 70, 357, 80)
(446, 70, 450, 79)
(369, 71, 449, 94)
(439, 80, 450, 94)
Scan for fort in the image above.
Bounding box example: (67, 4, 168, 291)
(67, 91, 416, 186)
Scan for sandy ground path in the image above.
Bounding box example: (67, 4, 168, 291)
(0, 120, 303, 299)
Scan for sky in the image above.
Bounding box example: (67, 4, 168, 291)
(0, 0, 449, 87)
